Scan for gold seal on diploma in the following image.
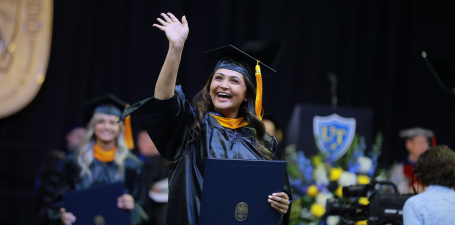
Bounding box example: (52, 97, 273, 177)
(94, 215, 106, 225)
(235, 202, 248, 221)
(0, 0, 53, 119)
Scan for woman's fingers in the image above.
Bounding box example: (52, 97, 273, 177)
(167, 12, 180, 22)
(268, 192, 289, 214)
(61, 211, 76, 225)
(160, 13, 173, 23)
(157, 18, 169, 26)
(182, 15, 188, 28)
(153, 24, 165, 31)
(117, 194, 135, 210)
(269, 195, 289, 205)
(271, 203, 288, 214)
(268, 198, 287, 209)
(269, 196, 287, 205)
(272, 192, 289, 199)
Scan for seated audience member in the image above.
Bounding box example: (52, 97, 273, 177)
(137, 129, 168, 225)
(403, 145, 455, 225)
(388, 127, 434, 193)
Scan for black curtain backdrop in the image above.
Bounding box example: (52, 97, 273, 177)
(1, 0, 455, 224)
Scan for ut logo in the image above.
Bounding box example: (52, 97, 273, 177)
(321, 125, 347, 151)
(313, 114, 356, 160)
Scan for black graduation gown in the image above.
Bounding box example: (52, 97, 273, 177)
(120, 86, 292, 225)
(48, 152, 150, 225)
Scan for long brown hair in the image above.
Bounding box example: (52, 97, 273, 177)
(189, 71, 273, 159)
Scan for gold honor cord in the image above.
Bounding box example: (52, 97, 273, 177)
(123, 103, 135, 150)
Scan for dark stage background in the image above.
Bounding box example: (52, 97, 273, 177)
(1, 0, 455, 224)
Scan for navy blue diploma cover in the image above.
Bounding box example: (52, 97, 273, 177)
(199, 158, 287, 225)
(62, 182, 131, 225)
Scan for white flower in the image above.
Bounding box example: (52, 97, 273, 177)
(314, 165, 329, 186)
(357, 156, 373, 174)
(300, 207, 314, 219)
(338, 171, 357, 187)
(315, 191, 334, 208)
(326, 215, 340, 225)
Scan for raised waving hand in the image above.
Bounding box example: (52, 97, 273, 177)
(153, 13, 189, 50)
(153, 13, 189, 100)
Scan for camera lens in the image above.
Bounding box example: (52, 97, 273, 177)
(326, 199, 356, 215)
(342, 185, 368, 197)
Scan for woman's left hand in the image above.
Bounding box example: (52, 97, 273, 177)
(268, 192, 290, 214)
(117, 194, 135, 210)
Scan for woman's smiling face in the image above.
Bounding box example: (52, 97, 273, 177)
(209, 69, 247, 118)
(94, 113, 120, 143)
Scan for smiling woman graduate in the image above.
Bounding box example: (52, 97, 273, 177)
(119, 13, 292, 225)
(48, 95, 150, 225)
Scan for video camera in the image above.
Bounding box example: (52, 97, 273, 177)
(326, 181, 413, 225)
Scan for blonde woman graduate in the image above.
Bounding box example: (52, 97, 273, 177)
(119, 13, 292, 225)
(49, 95, 150, 225)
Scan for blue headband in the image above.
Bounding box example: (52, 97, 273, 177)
(213, 57, 253, 81)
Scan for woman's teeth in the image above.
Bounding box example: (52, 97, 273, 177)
(217, 93, 231, 99)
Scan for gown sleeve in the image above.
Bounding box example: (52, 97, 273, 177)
(119, 85, 195, 160)
(267, 135, 293, 225)
(124, 160, 151, 225)
(47, 158, 78, 224)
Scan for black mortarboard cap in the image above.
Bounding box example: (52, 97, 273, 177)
(83, 94, 135, 149)
(242, 40, 286, 70)
(203, 45, 276, 81)
(422, 51, 455, 94)
(203, 45, 276, 120)
(83, 94, 126, 118)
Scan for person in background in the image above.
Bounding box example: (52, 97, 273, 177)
(35, 124, 86, 223)
(262, 115, 284, 160)
(49, 95, 150, 225)
(64, 124, 87, 153)
(137, 129, 168, 225)
(403, 145, 455, 225)
(388, 127, 434, 194)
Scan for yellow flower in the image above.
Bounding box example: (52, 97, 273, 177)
(355, 220, 368, 225)
(329, 168, 343, 181)
(310, 203, 326, 217)
(307, 185, 319, 197)
(312, 155, 322, 167)
(358, 197, 370, 205)
(335, 186, 343, 197)
(357, 175, 370, 185)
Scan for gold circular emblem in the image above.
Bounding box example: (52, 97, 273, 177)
(235, 202, 248, 221)
(0, 0, 53, 119)
(94, 214, 106, 225)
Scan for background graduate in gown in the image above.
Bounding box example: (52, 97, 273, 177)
(49, 95, 150, 225)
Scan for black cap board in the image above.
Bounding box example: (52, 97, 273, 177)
(83, 94, 126, 118)
(422, 51, 455, 94)
(203, 45, 277, 77)
(242, 41, 286, 70)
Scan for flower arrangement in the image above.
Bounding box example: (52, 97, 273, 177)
(286, 133, 384, 225)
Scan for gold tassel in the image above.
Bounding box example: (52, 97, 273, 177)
(255, 60, 263, 120)
(124, 104, 135, 150)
